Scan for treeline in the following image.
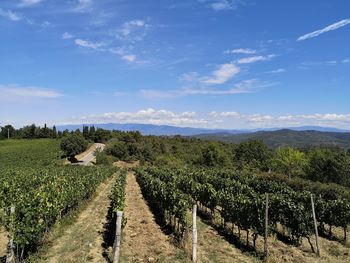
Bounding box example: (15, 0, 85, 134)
(0, 124, 130, 142)
(2, 123, 350, 187)
(105, 135, 350, 188)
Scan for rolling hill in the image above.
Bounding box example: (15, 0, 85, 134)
(194, 129, 350, 149)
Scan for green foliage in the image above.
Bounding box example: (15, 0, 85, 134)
(198, 143, 229, 167)
(272, 147, 307, 178)
(110, 170, 127, 212)
(106, 140, 130, 160)
(135, 168, 191, 238)
(306, 148, 350, 186)
(234, 140, 272, 171)
(141, 165, 350, 246)
(0, 139, 115, 259)
(60, 133, 88, 158)
(95, 151, 111, 165)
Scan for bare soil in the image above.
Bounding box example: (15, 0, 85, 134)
(120, 172, 188, 263)
(196, 218, 259, 263)
(36, 176, 115, 263)
(0, 227, 7, 259)
(113, 160, 140, 169)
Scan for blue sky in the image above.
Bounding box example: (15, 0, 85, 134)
(0, 0, 350, 129)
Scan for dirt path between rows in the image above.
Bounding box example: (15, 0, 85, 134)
(0, 227, 7, 260)
(121, 172, 188, 263)
(196, 218, 259, 263)
(37, 176, 115, 263)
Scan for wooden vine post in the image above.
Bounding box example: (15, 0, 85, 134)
(6, 206, 15, 263)
(192, 204, 198, 263)
(264, 194, 269, 259)
(310, 195, 320, 257)
(113, 211, 123, 263)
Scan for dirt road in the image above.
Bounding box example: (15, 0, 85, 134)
(76, 143, 105, 166)
(121, 172, 188, 263)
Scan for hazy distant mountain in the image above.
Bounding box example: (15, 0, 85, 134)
(57, 123, 350, 144)
(194, 129, 350, 149)
(57, 123, 247, 136)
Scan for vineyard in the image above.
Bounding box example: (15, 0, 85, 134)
(1, 138, 350, 262)
(0, 140, 116, 261)
(135, 166, 350, 257)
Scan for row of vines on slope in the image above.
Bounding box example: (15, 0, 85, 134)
(136, 166, 350, 253)
(0, 165, 115, 261)
(134, 169, 191, 240)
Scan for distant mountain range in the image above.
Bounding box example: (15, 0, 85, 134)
(57, 123, 247, 136)
(57, 123, 350, 136)
(57, 123, 350, 148)
(194, 129, 350, 149)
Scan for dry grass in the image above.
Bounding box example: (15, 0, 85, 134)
(0, 227, 7, 259)
(120, 172, 188, 263)
(113, 160, 140, 169)
(196, 208, 350, 263)
(29, 176, 115, 263)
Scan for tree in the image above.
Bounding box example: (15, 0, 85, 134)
(306, 148, 350, 186)
(234, 140, 272, 171)
(272, 147, 307, 178)
(199, 143, 228, 167)
(106, 140, 129, 160)
(60, 133, 88, 159)
(0, 125, 15, 139)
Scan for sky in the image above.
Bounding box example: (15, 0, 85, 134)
(0, 0, 350, 129)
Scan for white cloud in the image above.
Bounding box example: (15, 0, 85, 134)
(202, 0, 240, 11)
(74, 38, 105, 50)
(74, 108, 208, 127)
(297, 19, 350, 41)
(224, 48, 257, 54)
(62, 109, 350, 130)
(202, 63, 240, 84)
(342, 59, 350, 63)
(0, 85, 62, 100)
(0, 8, 22, 21)
(62, 32, 74, 39)
(267, 68, 285, 74)
(237, 54, 275, 64)
(117, 20, 149, 42)
(72, 0, 93, 13)
(122, 54, 137, 62)
(18, 0, 42, 7)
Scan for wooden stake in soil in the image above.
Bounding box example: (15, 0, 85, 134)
(6, 206, 15, 263)
(310, 195, 320, 257)
(264, 194, 269, 259)
(192, 204, 198, 263)
(113, 211, 123, 263)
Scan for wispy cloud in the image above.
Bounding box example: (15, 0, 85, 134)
(62, 32, 74, 40)
(72, 0, 93, 13)
(0, 8, 22, 21)
(18, 0, 43, 7)
(224, 48, 257, 54)
(236, 54, 275, 64)
(140, 79, 268, 99)
(0, 85, 62, 100)
(297, 19, 350, 41)
(116, 20, 149, 42)
(121, 54, 137, 62)
(74, 38, 105, 50)
(199, 0, 242, 11)
(267, 68, 285, 74)
(201, 63, 240, 84)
